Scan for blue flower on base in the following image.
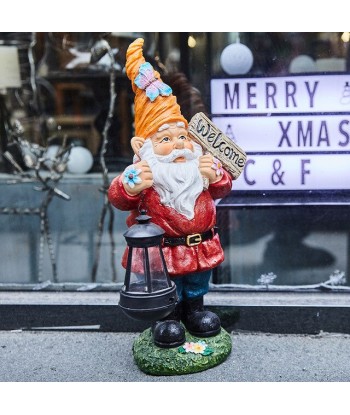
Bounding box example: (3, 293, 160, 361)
(123, 166, 142, 189)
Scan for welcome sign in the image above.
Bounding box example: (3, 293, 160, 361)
(211, 74, 350, 191)
(188, 112, 247, 179)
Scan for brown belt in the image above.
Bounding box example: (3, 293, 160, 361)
(163, 228, 217, 247)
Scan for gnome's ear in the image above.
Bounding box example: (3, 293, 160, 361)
(131, 137, 145, 157)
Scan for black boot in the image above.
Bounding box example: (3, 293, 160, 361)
(152, 303, 185, 348)
(181, 297, 221, 337)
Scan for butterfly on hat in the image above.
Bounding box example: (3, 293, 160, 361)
(134, 62, 172, 102)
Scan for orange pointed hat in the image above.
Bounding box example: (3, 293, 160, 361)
(125, 38, 188, 138)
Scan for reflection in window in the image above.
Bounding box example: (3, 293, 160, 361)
(1, 32, 350, 289)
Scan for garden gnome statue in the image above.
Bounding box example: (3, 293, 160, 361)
(108, 38, 234, 359)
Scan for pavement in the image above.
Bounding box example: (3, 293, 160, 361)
(1, 329, 350, 382)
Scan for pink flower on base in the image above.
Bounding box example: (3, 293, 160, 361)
(178, 341, 213, 356)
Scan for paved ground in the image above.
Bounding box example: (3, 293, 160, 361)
(1, 329, 350, 382)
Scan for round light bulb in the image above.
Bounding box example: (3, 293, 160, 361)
(67, 146, 94, 174)
(289, 55, 316, 73)
(44, 145, 60, 170)
(220, 42, 254, 75)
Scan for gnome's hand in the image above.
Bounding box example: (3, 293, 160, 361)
(122, 160, 153, 196)
(199, 154, 223, 184)
(131, 136, 145, 158)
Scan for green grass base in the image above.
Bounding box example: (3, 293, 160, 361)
(132, 327, 232, 376)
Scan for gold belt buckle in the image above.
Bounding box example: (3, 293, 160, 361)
(186, 233, 202, 246)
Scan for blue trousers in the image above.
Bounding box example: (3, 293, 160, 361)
(172, 270, 211, 302)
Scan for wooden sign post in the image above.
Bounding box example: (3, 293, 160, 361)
(188, 112, 247, 179)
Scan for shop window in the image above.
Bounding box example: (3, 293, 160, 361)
(0, 32, 350, 292)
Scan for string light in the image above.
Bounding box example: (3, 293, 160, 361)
(341, 32, 350, 43)
(188, 36, 196, 48)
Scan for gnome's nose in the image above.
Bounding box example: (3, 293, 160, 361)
(174, 139, 185, 149)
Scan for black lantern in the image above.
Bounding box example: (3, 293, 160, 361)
(119, 211, 178, 321)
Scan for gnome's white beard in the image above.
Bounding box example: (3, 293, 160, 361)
(139, 139, 204, 220)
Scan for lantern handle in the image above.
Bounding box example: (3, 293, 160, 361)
(138, 191, 147, 215)
(136, 209, 152, 224)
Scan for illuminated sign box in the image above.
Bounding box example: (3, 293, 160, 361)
(211, 74, 350, 192)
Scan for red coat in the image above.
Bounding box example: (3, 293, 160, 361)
(108, 171, 232, 276)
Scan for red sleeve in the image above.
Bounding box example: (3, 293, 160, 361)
(108, 175, 141, 211)
(207, 170, 233, 200)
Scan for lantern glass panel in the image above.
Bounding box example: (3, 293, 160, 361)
(128, 246, 171, 293)
(148, 246, 171, 292)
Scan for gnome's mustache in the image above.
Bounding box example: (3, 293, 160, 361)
(156, 148, 197, 163)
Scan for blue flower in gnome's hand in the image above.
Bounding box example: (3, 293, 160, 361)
(123, 166, 143, 188)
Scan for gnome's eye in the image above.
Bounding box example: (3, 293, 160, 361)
(178, 135, 187, 140)
(160, 137, 170, 143)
